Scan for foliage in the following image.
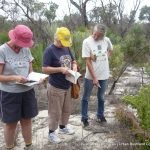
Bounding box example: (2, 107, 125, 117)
(44, 2, 58, 25)
(0, 16, 12, 31)
(63, 13, 83, 30)
(76, 26, 89, 32)
(109, 45, 125, 78)
(145, 63, 150, 76)
(89, 4, 117, 25)
(139, 5, 150, 22)
(69, 0, 89, 27)
(122, 85, 150, 131)
(121, 24, 149, 64)
(21, 0, 46, 20)
(31, 44, 45, 72)
(71, 30, 90, 73)
(106, 29, 122, 45)
(143, 23, 150, 41)
(0, 32, 9, 44)
(31, 22, 58, 72)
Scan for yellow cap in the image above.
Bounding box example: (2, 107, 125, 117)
(56, 27, 72, 47)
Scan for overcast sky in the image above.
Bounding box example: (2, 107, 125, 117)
(1, 0, 150, 20)
(38, 0, 150, 20)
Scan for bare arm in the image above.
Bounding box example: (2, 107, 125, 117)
(107, 49, 113, 57)
(29, 62, 33, 73)
(0, 64, 27, 83)
(42, 66, 69, 75)
(72, 60, 78, 72)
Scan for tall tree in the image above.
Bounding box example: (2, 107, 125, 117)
(112, 0, 141, 37)
(63, 13, 83, 30)
(89, 3, 117, 26)
(44, 2, 58, 25)
(139, 5, 150, 22)
(89, 0, 141, 37)
(0, 0, 59, 46)
(70, 0, 90, 27)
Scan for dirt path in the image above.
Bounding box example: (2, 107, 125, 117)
(0, 66, 149, 150)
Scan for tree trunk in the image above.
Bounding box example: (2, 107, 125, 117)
(70, 0, 89, 27)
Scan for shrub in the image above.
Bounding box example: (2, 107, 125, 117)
(145, 63, 150, 76)
(0, 32, 9, 44)
(106, 29, 122, 45)
(109, 45, 125, 78)
(122, 85, 150, 131)
(71, 30, 90, 73)
(31, 44, 45, 72)
(121, 24, 149, 65)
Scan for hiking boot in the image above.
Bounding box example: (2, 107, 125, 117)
(48, 132, 61, 144)
(5, 147, 15, 150)
(100, 116, 107, 122)
(59, 127, 75, 135)
(82, 120, 89, 127)
(96, 116, 107, 123)
(24, 145, 33, 150)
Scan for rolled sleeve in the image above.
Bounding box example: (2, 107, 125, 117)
(43, 48, 52, 67)
(107, 38, 113, 51)
(82, 40, 91, 58)
(0, 48, 5, 64)
(27, 49, 34, 62)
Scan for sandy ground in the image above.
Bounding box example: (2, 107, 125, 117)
(0, 66, 149, 150)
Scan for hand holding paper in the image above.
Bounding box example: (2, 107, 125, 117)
(27, 72, 48, 82)
(65, 70, 81, 84)
(16, 72, 49, 86)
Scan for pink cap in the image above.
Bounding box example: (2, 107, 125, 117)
(8, 25, 33, 48)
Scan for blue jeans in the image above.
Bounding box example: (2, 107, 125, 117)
(81, 78, 107, 121)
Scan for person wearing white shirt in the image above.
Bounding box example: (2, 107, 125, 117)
(81, 24, 113, 127)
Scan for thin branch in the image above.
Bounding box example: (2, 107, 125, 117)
(13, 0, 35, 24)
(70, 0, 81, 12)
(109, 46, 149, 95)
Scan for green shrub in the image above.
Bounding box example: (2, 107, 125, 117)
(76, 26, 89, 32)
(0, 32, 9, 44)
(121, 24, 149, 65)
(31, 44, 45, 72)
(145, 63, 150, 76)
(109, 45, 125, 78)
(71, 30, 90, 73)
(106, 29, 122, 45)
(122, 84, 150, 131)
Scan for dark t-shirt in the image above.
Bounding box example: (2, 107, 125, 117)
(43, 44, 74, 89)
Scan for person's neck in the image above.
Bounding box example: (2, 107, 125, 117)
(6, 41, 21, 53)
(7, 41, 13, 47)
(54, 41, 63, 48)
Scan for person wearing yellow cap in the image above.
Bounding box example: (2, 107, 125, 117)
(42, 27, 77, 144)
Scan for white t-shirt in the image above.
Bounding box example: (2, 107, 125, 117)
(82, 36, 113, 80)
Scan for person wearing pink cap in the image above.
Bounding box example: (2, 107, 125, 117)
(0, 25, 38, 150)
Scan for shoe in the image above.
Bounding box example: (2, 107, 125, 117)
(82, 120, 89, 127)
(96, 116, 107, 123)
(5, 147, 15, 150)
(100, 116, 107, 122)
(24, 145, 33, 150)
(48, 132, 61, 144)
(59, 127, 75, 135)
